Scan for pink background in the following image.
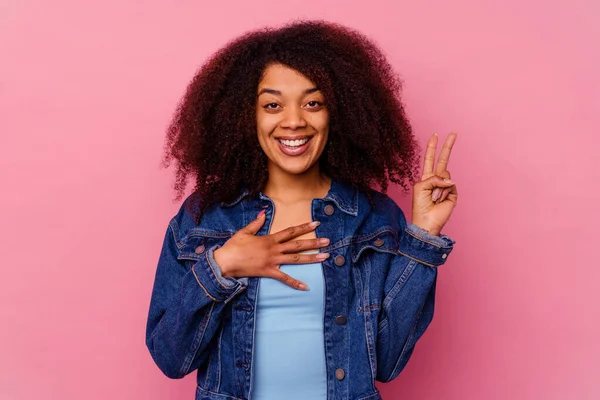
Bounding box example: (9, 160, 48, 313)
(1, 1, 598, 399)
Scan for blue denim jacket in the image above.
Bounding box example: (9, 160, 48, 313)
(145, 179, 456, 400)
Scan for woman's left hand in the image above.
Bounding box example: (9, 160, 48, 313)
(411, 132, 458, 236)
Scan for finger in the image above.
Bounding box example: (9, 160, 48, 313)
(267, 269, 309, 291)
(438, 181, 459, 203)
(241, 210, 266, 235)
(437, 170, 451, 180)
(435, 132, 457, 175)
(278, 237, 330, 254)
(431, 171, 451, 202)
(448, 180, 458, 197)
(271, 221, 320, 244)
(274, 252, 330, 265)
(422, 133, 438, 178)
(436, 187, 452, 204)
(432, 187, 441, 202)
(418, 175, 456, 192)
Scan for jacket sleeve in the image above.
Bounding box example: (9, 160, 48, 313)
(145, 219, 247, 379)
(375, 221, 456, 382)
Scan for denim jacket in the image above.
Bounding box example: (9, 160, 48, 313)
(145, 179, 456, 400)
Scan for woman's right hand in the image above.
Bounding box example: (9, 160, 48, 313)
(213, 210, 330, 290)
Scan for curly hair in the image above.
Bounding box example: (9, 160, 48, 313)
(162, 19, 422, 224)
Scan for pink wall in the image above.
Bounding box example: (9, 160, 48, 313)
(1, 1, 598, 399)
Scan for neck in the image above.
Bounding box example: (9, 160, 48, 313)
(263, 164, 331, 204)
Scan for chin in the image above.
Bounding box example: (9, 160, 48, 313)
(269, 153, 321, 175)
(277, 162, 316, 175)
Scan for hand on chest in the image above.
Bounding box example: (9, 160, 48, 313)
(268, 200, 317, 241)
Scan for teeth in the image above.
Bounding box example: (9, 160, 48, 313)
(279, 138, 309, 147)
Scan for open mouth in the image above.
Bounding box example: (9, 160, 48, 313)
(275, 136, 313, 156)
(277, 137, 310, 148)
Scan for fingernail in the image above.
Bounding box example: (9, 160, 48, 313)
(433, 132, 438, 136)
(316, 253, 330, 260)
(309, 221, 321, 228)
(299, 283, 309, 290)
(443, 178, 454, 184)
(319, 238, 330, 245)
(257, 210, 266, 218)
(432, 188, 440, 202)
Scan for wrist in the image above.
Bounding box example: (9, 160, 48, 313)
(410, 220, 441, 236)
(213, 248, 234, 277)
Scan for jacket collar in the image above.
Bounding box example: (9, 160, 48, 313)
(322, 178, 359, 216)
(221, 178, 359, 216)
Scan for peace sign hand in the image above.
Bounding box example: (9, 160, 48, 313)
(411, 132, 458, 236)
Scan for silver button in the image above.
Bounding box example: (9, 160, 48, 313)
(195, 245, 206, 254)
(441, 253, 447, 259)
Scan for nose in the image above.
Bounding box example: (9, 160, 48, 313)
(280, 106, 307, 130)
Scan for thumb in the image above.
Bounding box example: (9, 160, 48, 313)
(241, 210, 266, 235)
(419, 175, 455, 191)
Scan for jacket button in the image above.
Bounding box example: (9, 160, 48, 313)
(334, 255, 345, 267)
(195, 245, 205, 254)
(324, 205, 335, 216)
(373, 238, 384, 247)
(335, 315, 347, 325)
(442, 253, 447, 259)
(335, 368, 345, 380)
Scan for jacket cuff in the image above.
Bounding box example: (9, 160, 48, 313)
(191, 245, 247, 303)
(398, 223, 456, 267)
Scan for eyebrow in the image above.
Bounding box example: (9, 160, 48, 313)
(257, 87, 320, 96)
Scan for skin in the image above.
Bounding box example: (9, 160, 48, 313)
(255, 62, 330, 181)
(215, 63, 459, 289)
(411, 132, 459, 236)
(214, 63, 332, 290)
(255, 63, 332, 242)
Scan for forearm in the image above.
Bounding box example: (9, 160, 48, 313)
(145, 228, 246, 379)
(146, 267, 229, 379)
(376, 222, 455, 382)
(376, 265, 437, 382)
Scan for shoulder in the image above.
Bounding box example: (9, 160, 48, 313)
(169, 191, 243, 242)
(166, 192, 202, 241)
(357, 187, 408, 232)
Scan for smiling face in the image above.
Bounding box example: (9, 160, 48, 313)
(255, 63, 329, 178)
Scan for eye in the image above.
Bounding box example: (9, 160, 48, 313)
(263, 102, 280, 110)
(306, 100, 323, 108)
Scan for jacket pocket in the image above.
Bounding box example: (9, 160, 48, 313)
(350, 228, 398, 263)
(351, 227, 399, 309)
(176, 229, 233, 262)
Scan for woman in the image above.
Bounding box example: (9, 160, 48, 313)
(146, 20, 458, 400)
